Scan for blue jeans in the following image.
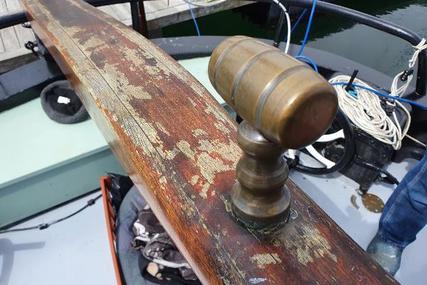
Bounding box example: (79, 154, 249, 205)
(379, 151, 427, 248)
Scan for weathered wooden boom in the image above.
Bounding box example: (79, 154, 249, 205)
(21, 0, 397, 284)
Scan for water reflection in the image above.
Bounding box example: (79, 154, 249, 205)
(164, 0, 427, 76)
(293, 0, 427, 76)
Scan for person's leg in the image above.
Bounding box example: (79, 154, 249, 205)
(367, 151, 427, 275)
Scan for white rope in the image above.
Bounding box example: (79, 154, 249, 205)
(329, 39, 427, 150)
(330, 75, 411, 150)
(391, 38, 427, 97)
(270, 0, 291, 54)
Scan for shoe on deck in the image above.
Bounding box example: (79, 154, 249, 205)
(367, 233, 403, 276)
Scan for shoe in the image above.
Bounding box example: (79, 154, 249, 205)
(367, 233, 403, 276)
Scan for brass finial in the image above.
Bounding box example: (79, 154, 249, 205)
(231, 121, 290, 230)
(209, 36, 338, 230)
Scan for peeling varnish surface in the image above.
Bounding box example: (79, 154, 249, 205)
(281, 224, 337, 266)
(103, 63, 153, 100)
(250, 253, 282, 269)
(176, 139, 239, 199)
(205, 104, 231, 124)
(215, 121, 231, 134)
(193, 128, 208, 137)
(44, 0, 241, 203)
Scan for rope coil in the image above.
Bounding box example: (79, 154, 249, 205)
(330, 75, 410, 150)
(330, 38, 427, 150)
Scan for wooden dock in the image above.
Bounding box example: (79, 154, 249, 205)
(0, 0, 249, 71)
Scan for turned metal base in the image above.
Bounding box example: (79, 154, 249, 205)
(231, 121, 291, 231)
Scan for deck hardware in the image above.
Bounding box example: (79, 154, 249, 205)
(400, 69, 414, 82)
(345, 69, 359, 92)
(231, 121, 291, 230)
(24, 41, 38, 55)
(361, 193, 384, 213)
(209, 36, 338, 230)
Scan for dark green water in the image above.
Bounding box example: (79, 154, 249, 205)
(163, 0, 427, 77)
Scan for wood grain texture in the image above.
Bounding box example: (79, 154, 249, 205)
(21, 0, 398, 284)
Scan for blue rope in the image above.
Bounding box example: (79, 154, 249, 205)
(291, 9, 307, 34)
(295, 55, 318, 72)
(292, 1, 318, 74)
(189, 5, 201, 36)
(298, 0, 317, 56)
(331, 82, 427, 111)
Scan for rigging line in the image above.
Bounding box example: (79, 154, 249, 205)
(292, 1, 318, 72)
(269, 0, 291, 53)
(291, 8, 307, 34)
(330, 77, 427, 151)
(0, 193, 102, 234)
(188, 4, 201, 36)
(297, 0, 317, 56)
(331, 82, 427, 111)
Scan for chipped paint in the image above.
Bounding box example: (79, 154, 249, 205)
(198, 139, 240, 167)
(177, 140, 196, 160)
(155, 122, 171, 136)
(122, 47, 168, 78)
(215, 121, 231, 134)
(159, 176, 167, 185)
(193, 128, 208, 137)
(176, 139, 238, 198)
(250, 253, 282, 269)
(187, 97, 197, 107)
(103, 63, 152, 100)
(190, 175, 200, 185)
(204, 104, 229, 123)
(283, 224, 337, 266)
(197, 152, 232, 183)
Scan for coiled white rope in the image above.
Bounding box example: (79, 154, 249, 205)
(329, 39, 427, 150)
(330, 75, 410, 150)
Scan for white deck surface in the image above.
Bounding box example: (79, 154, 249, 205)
(2, 164, 426, 285)
(291, 159, 427, 285)
(0, 192, 116, 285)
(0, 98, 107, 189)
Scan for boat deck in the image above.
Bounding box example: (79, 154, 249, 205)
(0, 0, 249, 70)
(1, 57, 426, 285)
(2, 162, 426, 285)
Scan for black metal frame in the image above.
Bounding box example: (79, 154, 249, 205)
(254, 0, 427, 96)
(0, 0, 148, 36)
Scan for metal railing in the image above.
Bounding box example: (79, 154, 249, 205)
(1, 0, 425, 96)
